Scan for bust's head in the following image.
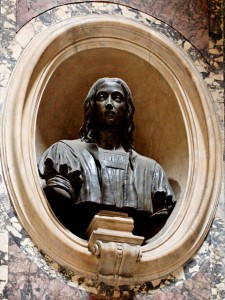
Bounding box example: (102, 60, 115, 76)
(80, 78, 135, 151)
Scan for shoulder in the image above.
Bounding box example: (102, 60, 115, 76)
(131, 150, 157, 168)
(41, 139, 80, 152)
(59, 139, 81, 149)
(38, 140, 79, 160)
(60, 139, 94, 148)
(50, 139, 89, 154)
(38, 139, 83, 177)
(131, 151, 168, 176)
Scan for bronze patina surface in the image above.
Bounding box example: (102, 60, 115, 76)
(38, 78, 175, 239)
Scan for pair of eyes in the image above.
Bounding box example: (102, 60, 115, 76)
(95, 91, 125, 103)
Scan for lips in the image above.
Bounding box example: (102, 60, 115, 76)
(105, 111, 116, 117)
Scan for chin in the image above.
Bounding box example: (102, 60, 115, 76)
(103, 122, 118, 130)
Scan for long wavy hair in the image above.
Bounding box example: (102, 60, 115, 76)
(79, 78, 135, 151)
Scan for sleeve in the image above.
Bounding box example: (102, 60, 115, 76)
(151, 163, 175, 215)
(38, 142, 83, 199)
(38, 142, 81, 177)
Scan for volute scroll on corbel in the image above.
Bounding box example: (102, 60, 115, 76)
(86, 211, 144, 286)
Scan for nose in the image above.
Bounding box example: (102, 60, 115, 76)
(105, 96, 114, 110)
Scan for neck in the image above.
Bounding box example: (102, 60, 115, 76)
(95, 128, 123, 150)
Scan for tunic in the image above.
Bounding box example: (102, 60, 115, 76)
(38, 139, 175, 215)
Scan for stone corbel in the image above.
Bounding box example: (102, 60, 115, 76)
(86, 211, 144, 286)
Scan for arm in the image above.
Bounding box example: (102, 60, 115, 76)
(45, 174, 75, 200)
(38, 142, 83, 202)
(151, 163, 175, 217)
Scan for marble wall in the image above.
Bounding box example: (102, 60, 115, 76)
(0, 0, 224, 299)
(16, 0, 209, 58)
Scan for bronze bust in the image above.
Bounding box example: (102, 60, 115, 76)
(38, 78, 175, 239)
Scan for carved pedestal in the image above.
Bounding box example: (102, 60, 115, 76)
(86, 211, 144, 286)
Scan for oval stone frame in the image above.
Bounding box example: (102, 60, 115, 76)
(1, 16, 222, 282)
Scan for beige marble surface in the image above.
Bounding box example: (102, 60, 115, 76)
(0, 232, 8, 293)
(1, 14, 222, 285)
(87, 212, 144, 285)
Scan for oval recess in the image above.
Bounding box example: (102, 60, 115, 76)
(1, 15, 222, 282)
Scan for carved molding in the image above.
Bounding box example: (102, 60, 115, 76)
(87, 212, 143, 286)
(1, 16, 222, 283)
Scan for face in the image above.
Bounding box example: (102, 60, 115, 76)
(94, 80, 125, 128)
